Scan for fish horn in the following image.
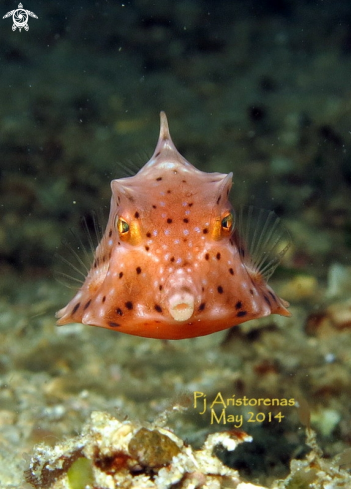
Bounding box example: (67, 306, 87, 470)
(150, 111, 179, 159)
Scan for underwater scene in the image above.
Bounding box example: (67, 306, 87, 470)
(1, 0, 351, 487)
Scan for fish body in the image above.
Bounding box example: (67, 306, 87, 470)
(56, 112, 290, 339)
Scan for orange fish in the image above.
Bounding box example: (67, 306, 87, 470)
(56, 112, 290, 339)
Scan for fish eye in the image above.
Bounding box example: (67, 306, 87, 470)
(221, 212, 234, 232)
(116, 216, 130, 235)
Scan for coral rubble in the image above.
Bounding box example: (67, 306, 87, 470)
(25, 411, 263, 489)
(25, 411, 351, 489)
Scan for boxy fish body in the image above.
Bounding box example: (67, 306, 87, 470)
(56, 112, 290, 339)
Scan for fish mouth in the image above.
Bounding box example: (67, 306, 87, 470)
(163, 270, 197, 322)
(167, 291, 195, 322)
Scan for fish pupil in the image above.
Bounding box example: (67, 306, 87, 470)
(221, 212, 234, 232)
(116, 216, 129, 234)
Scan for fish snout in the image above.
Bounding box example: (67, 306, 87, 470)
(163, 270, 197, 322)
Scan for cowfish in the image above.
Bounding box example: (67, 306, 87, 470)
(56, 112, 290, 339)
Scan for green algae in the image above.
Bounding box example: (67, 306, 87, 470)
(67, 457, 94, 489)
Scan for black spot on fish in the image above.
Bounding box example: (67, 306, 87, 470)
(167, 189, 171, 194)
(119, 272, 124, 279)
(84, 300, 91, 310)
(198, 302, 206, 311)
(156, 177, 162, 181)
(159, 284, 163, 291)
(217, 286, 224, 294)
(146, 232, 151, 238)
(108, 229, 112, 237)
(235, 301, 242, 310)
(145, 246, 150, 251)
(203, 228, 208, 234)
(152, 205, 157, 209)
(183, 218, 189, 223)
(136, 266, 142, 274)
(237, 311, 247, 317)
(167, 218, 173, 223)
(102, 296, 106, 303)
(72, 302, 80, 314)
(250, 289, 254, 295)
(134, 211, 140, 218)
(188, 203, 193, 207)
(125, 301, 133, 310)
(229, 268, 234, 275)
(108, 321, 120, 328)
(155, 304, 162, 313)
(116, 308, 123, 316)
(216, 252, 221, 260)
(205, 253, 210, 260)
(170, 257, 175, 262)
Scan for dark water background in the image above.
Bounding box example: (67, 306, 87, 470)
(1, 0, 351, 274)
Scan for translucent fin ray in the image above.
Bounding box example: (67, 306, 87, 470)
(54, 210, 106, 289)
(237, 205, 291, 281)
(115, 152, 148, 178)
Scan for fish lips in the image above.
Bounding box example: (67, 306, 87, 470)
(162, 269, 198, 322)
